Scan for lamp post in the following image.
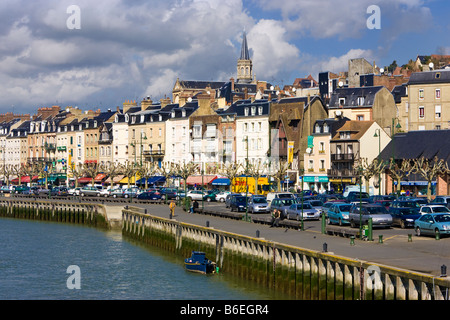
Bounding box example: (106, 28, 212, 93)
(391, 118, 402, 198)
(243, 136, 249, 222)
(300, 168, 305, 231)
(373, 129, 381, 195)
(140, 132, 147, 167)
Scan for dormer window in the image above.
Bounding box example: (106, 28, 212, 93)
(125, 114, 129, 122)
(251, 106, 256, 116)
(182, 110, 186, 117)
(323, 124, 329, 133)
(339, 131, 350, 139)
(339, 98, 345, 106)
(94, 121, 97, 127)
(115, 115, 119, 123)
(171, 111, 175, 118)
(258, 106, 263, 115)
(357, 97, 365, 106)
(140, 115, 145, 123)
(315, 124, 320, 133)
(131, 116, 136, 124)
(244, 107, 249, 116)
(159, 115, 162, 121)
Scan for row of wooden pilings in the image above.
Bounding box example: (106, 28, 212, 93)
(122, 207, 450, 300)
(0, 199, 109, 229)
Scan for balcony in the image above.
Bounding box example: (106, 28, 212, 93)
(44, 143, 56, 151)
(328, 168, 357, 177)
(331, 153, 354, 162)
(143, 150, 165, 157)
(98, 138, 113, 145)
(57, 146, 67, 151)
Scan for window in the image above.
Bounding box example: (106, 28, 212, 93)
(323, 124, 329, 133)
(419, 106, 425, 119)
(244, 108, 249, 116)
(251, 106, 256, 116)
(357, 115, 364, 121)
(315, 124, 320, 133)
(308, 160, 314, 171)
(405, 102, 409, 113)
(357, 97, 365, 106)
(339, 98, 345, 106)
(436, 89, 441, 99)
(319, 142, 325, 153)
(435, 105, 441, 118)
(258, 106, 263, 115)
(244, 123, 248, 132)
(347, 145, 353, 154)
(419, 89, 424, 100)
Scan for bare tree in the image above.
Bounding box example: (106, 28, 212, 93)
(248, 159, 267, 195)
(12, 164, 26, 186)
(68, 162, 83, 188)
(137, 161, 159, 190)
(354, 158, 385, 194)
(272, 160, 290, 192)
(122, 161, 138, 188)
(0, 164, 14, 187)
(387, 158, 414, 195)
(81, 163, 102, 186)
(412, 156, 447, 201)
(158, 161, 176, 187)
(103, 162, 124, 189)
(219, 161, 241, 192)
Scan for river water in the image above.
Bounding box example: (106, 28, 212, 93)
(0, 218, 289, 300)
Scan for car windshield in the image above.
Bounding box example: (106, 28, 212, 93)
(235, 196, 247, 202)
(434, 207, 450, 213)
(296, 204, 313, 210)
(338, 205, 351, 212)
(434, 214, 450, 223)
(281, 199, 296, 206)
(277, 194, 292, 199)
(366, 206, 388, 214)
(253, 198, 267, 203)
(398, 208, 419, 215)
(398, 202, 419, 208)
(309, 200, 323, 206)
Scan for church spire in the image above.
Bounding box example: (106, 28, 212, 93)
(237, 30, 253, 83)
(240, 30, 250, 61)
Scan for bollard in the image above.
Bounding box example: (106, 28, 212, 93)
(441, 265, 447, 277)
(350, 236, 355, 246)
(323, 243, 328, 253)
(435, 231, 441, 240)
(378, 235, 383, 244)
(256, 230, 260, 238)
(368, 218, 373, 241)
(408, 234, 412, 242)
(321, 212, 326, 234)
(206, 221, 210, 228)
(145, 209, 147, 214)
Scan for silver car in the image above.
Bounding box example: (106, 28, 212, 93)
(349, 204, 392, 228)
(286, 203, 320, 221)
(248, 196, 269, 213)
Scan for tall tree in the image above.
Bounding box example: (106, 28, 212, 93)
(354, 157, 385, 194)
(387, 158, 413, 195)
(122, 161, 138, 188)
(272, 160, 290, 192)
(137, 161, 159, 190)
(248, 159, 267, 195)
(103, 161, 124, 189)
(68, 162, 83, 188)
(219, 161, 241, 192)
(412, 156, 447, 201)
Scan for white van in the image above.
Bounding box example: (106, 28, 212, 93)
(266, 192, 294, 203)
(343, 185, 374, 197)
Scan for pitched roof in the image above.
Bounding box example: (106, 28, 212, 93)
(331, 121, 374, 141)
(328, 86, 384, 108)
(379, 130, 450, 165)
(407, 69, 450, 85)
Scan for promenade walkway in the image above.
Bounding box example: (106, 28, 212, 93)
(108, 202, 450, 277)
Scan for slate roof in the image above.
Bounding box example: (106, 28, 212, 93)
(240, 31, 250, 60)
(331, 121, 374, 141)
(407, 69, 450, 85)
(328, 86, 384, 108)
(218, 99, 270, 117)
(379, 130, 450, 165)
(178, 80, 226, 90)
(312, 117, 350, 136)
(391, 84, 408, 104)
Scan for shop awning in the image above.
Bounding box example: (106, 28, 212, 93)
(105, 175, 125, 184)
(119, 175, 141, 184)
(186, 175, 217, 186)
(136, 176, 166, 184)
(211, 178, 230, 186)
(11, 175, 39, 184)
(78, 177, 93, 184)
(94, 173, 107, 183)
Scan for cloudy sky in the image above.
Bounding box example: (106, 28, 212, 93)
(0, 0, 448, 114)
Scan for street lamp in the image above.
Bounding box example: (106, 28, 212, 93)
(391, 118, 402, 197)
(140, 132, 147, 166)
(373, 129, 381, 195)
(243, 136, 249, 222)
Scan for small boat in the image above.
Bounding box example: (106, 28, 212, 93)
(184, 251, 216, 274)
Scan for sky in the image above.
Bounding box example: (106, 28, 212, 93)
(0, 0, 449, 115)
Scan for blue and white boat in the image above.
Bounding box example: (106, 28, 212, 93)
(184, 251, 216, 274)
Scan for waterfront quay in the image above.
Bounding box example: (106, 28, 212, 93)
(2, 196, 450, 300)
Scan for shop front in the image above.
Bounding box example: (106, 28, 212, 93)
(303, 175, 330, 193)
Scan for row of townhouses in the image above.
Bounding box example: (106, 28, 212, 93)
(0, 33, 449, 194)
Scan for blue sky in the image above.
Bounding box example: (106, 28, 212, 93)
(0, 0, 448, 114)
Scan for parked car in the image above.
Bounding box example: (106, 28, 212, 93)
(99, 188, 111, 197)
(52, 186, 68, 196)
(159, 187, 179, 200)
(326, 203, 352, 226)
(419, 205, 450, 215)
(306, 199, 325, 215)
(14, 185, 30, 194)
(410, 198, 429, 207)
(230, 195, 249, 212)
(349, 204, 392, 228)
(137, 192, 162, 201)
(430, 196, 450, 209)
(123, 187, 141, 198)
(0, 185, 13, 193)
(269, 198, 297, 219)
(286, 202, 320, 221)
(187, 190, 206, 201)
(266, 192, 294, 203)
(346, 192, 370, 204)
(215, 191, 231, 202)
(390, 200, 421, 209)
(203, 190, 219, 202)
(225, 193, 241, 208)
(390, 207, 421, 229)
(414, 213, 450, 237)
(247, 196, 269, 213)
(68, 187, 81, 196)
(369, 195, 395, 203)
(110, 188, 125, 198)
(80, 186, 100, 197)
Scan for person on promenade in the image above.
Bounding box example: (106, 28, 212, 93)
(169, 200, 176, 219)
(191, 200, 199, 214)
(270, 209, 280, 228)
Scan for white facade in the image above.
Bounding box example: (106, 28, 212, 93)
(235, 115, 270, 165)
(165, 117, 192, 164)
(112, 119, 130, 165)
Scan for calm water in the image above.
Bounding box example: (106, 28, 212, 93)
(0, 218, 288, 300)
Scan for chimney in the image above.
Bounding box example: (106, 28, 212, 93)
(160, 97, 171, 108)
(141, 97, 153, 111)
(230, 77, 235, 92)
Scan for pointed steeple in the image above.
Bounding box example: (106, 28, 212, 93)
(240, 31, 250, 61)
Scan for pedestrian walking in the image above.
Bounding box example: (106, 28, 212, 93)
(169, 200, 176, 219)
(270, 209, 280, 227)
